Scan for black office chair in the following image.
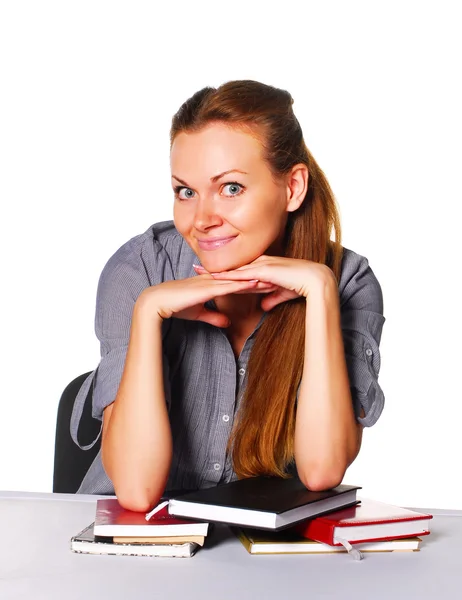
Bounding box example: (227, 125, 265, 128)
(53, 371, 102, 493)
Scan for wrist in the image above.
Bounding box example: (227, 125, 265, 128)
(134, 291, 165, 324)
(306, 268, 337, 298)
(305, 276, 339, 314)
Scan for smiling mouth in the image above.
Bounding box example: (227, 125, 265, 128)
(197, 236, 237, 251)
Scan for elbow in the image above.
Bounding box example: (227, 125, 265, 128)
(103, 457, 165, 513)
(116, 492, 155, 514)
(115, 485, 164, 513)
(300, 475, 344, 492)
(294, 433, 361, 492)
(297, 465, 346, 492)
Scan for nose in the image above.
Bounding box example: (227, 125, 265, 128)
(193, 196, 223, 231)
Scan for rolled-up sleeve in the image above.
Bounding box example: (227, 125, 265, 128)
(339, 249, 386, 427)
(70, 233, 173, 450)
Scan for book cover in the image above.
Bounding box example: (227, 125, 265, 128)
(295, 498, 433, 545)
(94, 498, 209, 537)
(168, 476, 361, 530)
(234, 527, 422, 554)
(71, 523, 200, 558)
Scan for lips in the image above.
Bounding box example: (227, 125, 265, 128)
(197, 236, 237, 251)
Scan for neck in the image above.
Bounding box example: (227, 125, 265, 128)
(214, 293, 263, 323)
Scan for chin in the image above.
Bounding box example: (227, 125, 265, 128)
(199, 259, 238, 273)
(212, 256, 266, 274)
(196, 253, 247, 273)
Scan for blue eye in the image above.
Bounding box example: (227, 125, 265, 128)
(223, 182, 244, 196)
(174, 182, 245, 200)
(174, 186, 195, 200)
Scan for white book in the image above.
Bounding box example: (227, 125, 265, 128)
(71, 523, 200, 558)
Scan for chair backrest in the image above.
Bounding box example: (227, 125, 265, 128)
(53, 372, 102, 493)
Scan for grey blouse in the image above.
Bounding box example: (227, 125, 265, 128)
(71, 220, 386, 495)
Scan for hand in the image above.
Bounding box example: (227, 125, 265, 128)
(193, 256, 334, 311)
(136, 274, 275, 328)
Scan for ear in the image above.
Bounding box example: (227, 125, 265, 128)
(285, 163, 309, 213)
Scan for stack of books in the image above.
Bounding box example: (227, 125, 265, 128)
(71, 476, 433, 559)
(235, 498, 432, 556)
(164, 477, 433, 559)
(71, 499, 209, 558)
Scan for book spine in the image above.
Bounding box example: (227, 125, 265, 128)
(234, 528, 253, 554)
(298, 520, 336, 545)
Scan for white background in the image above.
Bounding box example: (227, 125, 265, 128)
(1, 1, 461, 509)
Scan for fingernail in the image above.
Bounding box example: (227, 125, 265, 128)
(249, 279, 259, 282)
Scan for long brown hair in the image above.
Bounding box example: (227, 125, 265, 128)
(170, 80, 343, 478)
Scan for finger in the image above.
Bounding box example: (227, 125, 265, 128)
(234, 289, 278, 295)
(253, 281, 277, 290)
(224, 280, 274, 291)
(209, 268, 260, 280)
(260, 293, 282, 312)
(258, 284, 279, 293)
(210, 278, 259, 287)
(232, 284, 279, 296)
(206, 274, 273, 289)
(260, 289, 296, 311)
(196, 265, 258, 277)
(210, 279, 259, 295)
(197, 309, 231, 328)
(250, 283, 279, 293)
(194, 272, 258, 285)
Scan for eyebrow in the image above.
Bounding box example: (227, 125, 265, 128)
(171, 169, 248, 187)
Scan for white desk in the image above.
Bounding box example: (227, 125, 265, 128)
(1, 491, 461, 600)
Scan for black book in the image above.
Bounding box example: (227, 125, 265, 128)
(168, 476, 360, 531)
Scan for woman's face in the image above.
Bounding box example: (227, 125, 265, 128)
(171, 122, 300, 273)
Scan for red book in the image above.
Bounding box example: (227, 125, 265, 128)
(295, 498, 433, 546)
(94, 498, 209, 537)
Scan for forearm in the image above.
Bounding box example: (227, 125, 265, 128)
(102, 295, 172, 511)
(294, 278, 360, 490)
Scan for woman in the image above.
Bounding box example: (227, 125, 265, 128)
(71, 80, 385, 512)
